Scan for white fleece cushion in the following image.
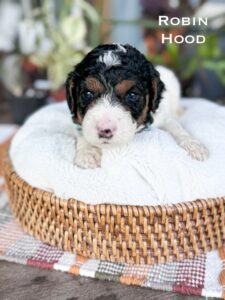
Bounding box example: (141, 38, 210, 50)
(9, 99, 225, 206)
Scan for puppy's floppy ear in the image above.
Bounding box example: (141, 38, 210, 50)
(65, 70, 80, 124)
(148, 64, 165, 114)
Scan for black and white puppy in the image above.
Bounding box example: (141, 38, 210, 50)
(66, 44, 209, 168)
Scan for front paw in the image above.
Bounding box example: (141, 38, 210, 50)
(75, 146, 102, 169)
(179, 138, 209, 161)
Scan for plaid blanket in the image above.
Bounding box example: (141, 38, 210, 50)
(0, 125, 225, 299)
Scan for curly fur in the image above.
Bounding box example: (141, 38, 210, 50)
(65, 43, 208, 169)
(66, 44, 165, 125)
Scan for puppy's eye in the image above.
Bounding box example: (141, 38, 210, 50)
(125, 92, 138, 102)
(82, 91, 94, 102)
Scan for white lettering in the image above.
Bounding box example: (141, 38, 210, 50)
(158, 16, 208, 26)
(182, 17, 190, 26)
(170, 17, 180, 26)
(196, 35, 205, 43)
(185, 35, 195, 43)
(161, 33, 173, 44)
(174, 35, 184, 43)
(199, 17, 208, 26)
(159, 16, 169, 26)
(161, 34, 206, 44)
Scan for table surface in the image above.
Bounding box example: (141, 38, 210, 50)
(0, 261, 217, 300)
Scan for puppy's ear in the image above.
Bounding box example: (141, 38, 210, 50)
(65, 70, 80, 124)
(148, 65, 165, 114)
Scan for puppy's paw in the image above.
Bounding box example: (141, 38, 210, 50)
(179, 138, 209, 161)
(75, 146, 102, 169)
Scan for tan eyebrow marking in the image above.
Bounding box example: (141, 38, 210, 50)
(115, 80, 136, 96)
(85, 77, 104, 93)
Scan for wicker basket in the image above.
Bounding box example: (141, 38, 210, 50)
(2, 148, 225, 264)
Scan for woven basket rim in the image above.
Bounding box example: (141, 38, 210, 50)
(4, 151, 222, 214)
(3, 143, 225, 264)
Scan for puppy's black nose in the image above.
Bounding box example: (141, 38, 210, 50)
(98, 129, 113, 139)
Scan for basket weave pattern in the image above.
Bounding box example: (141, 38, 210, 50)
(3, 154, 225, 264)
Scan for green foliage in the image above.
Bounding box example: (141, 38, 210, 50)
(199, 34, 225, 84)
(204, 60, 225, 85)
(106, 13, 225, 86)
(189, 34, 225, 83)
(148, 32, 225, 85)
(22, 3, 225, 88)
(28, 0, 100, 90)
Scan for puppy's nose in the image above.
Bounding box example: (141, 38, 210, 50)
(98, 128, 113, 138)
(97, 120, 117, 139)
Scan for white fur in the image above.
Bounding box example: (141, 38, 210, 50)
(75, 135, 102, 169)
(97, 44, 126, 67)
(75, 94, 137, 168)
(82, 95, 136, 147)
(115, 43, 127, 53)
(98, 51, 121, 67)
(76, 66, 208, 168)
(153, 66, 181, 126)
(153, 66, 209, 161)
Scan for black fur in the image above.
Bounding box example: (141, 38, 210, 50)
(66, 44, 165, 124)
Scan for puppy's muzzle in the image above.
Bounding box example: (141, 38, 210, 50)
(96, 119, 117, 139)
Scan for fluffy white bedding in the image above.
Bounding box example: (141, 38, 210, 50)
(9, 99, 225, 206)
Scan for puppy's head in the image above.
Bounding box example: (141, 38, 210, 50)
(66, 44, 164, 148)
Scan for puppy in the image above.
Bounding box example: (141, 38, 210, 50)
(66, 44, 209, 169)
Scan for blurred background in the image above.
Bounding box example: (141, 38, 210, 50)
(0, 0, 225, 125)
